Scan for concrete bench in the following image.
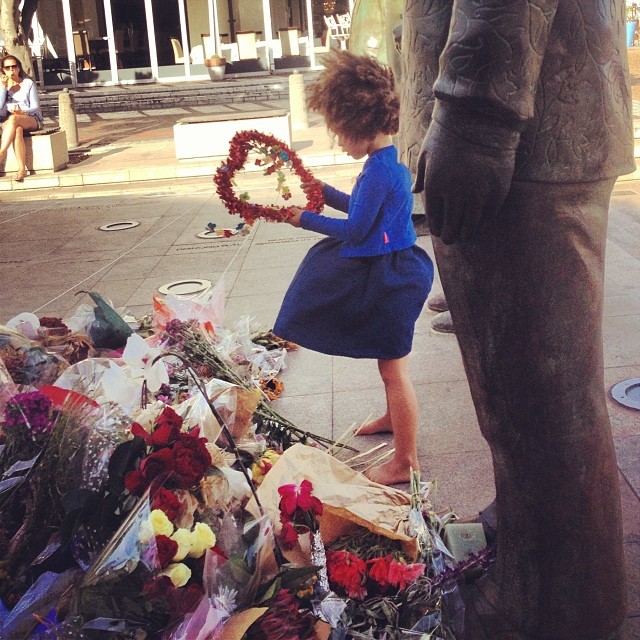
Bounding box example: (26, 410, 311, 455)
(173, 109, 291, 160)
(1, 128, 69, 174)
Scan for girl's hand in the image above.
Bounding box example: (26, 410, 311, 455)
(300, 178, 324, 196)
(0, 75, 8, 88)
(285, 206, 304, 227)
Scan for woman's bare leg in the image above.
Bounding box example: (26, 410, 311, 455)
(1, 114, 37, 172)
(13, 125, 26, 175)
(364, 356, 420, 485)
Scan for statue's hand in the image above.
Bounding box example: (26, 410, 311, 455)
(413, 103, 520, 245)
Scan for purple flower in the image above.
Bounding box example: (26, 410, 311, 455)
(4, 391, 54, 439)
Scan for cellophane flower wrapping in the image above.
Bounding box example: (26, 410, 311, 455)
(251, 443, 463, 639)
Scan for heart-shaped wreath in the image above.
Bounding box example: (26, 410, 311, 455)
(214, 130, 324, 224)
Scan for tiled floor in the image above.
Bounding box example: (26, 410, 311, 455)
(1, 166, 639, 636)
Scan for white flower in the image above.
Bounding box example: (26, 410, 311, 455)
(213, 586, 238, 613)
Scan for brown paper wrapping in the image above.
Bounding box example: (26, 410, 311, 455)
(250, 443, 418, 560)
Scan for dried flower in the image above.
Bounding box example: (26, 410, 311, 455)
(245, 589, 316, 640)
(214, 130, 324, 225)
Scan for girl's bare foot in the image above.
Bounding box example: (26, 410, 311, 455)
(355, 414, 392, 435)
(364, 459, 418, 486)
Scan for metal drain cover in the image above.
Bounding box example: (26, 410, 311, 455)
(611, 378, 640, 410)
(157, 279, 212, 296)
(99, 221, 140, 231)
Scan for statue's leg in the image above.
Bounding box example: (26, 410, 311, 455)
(433, 178, 626, 639)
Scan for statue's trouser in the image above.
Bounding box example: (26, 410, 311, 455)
(433, 178, 626, 639)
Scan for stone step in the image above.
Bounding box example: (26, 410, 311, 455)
(38, 72, 318, 118)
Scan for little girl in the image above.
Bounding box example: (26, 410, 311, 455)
(274, 51, 434, 485)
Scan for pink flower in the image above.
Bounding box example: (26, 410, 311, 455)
(387, 559, 426, 590)
(277, 480, 323, 518)
(278, 520, 300, 550)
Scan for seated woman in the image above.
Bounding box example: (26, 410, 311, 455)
(0, 54, 44, 182)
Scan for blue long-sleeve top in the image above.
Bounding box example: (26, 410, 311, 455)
(300, 145, 417, 257)
(0, 78, 43, 122)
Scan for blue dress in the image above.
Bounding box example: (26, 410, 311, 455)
(274, 146, 433, 360)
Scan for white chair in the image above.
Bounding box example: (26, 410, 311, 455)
(73, 30, 93, 70)
(237, 31, 258, 60)
(202, 34, 214, 59)
(170, 38, 185, 63)
(323, 15, 348, 50)
(337, 13, 351, 38)
(190, 44, 204, 64)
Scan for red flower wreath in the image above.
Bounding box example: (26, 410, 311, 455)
(214, 130, 324, 224)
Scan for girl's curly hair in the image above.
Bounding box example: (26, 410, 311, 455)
(307, 50, 399, 140)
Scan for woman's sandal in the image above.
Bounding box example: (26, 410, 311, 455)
(15, 169, 26, 182)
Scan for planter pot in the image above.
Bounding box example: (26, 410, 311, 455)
(627, 20, 637, 47)
(206, 65, 226, 81)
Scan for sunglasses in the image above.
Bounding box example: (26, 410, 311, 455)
(3, 64, 18, 70)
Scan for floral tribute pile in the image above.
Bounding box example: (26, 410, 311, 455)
(0, 291, 493, 639)
(214, 130, 324, 224)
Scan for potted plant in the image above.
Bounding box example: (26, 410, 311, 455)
(204, 54, 227, 81)
(627, 3, 638, 47)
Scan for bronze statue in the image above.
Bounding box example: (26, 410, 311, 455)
(399, 1, 634, 638)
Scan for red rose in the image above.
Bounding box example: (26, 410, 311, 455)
(141, 447, 175, 483)
(167, 582, 204, 619)
(151, 407, 183, 447)
(143, 575, 173, 600)
(151, 487, 184, 522)
(170, 432, 211, 489)
(124, 469, 148, 496)
(156, 406, 183, 430)
(155, 534, 179, 568)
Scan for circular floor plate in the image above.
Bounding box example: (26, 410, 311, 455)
(157, 278, 212, 296)
(196, 229, 239, 239)
(99, 221, 140, 231)
(611, 378, 640, 410)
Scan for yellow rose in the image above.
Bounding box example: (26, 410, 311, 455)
(188, 522, 217, 558)
(149, 509, 174, 537)
(170, 528, 193, 561)
(160, 562, 192, 587)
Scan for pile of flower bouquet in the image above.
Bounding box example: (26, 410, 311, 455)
(0, 290, 492, 639)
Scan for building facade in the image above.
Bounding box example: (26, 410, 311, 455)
(32, 0, 353, 87)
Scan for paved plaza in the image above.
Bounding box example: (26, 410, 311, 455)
(0, 81, 638, 637)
